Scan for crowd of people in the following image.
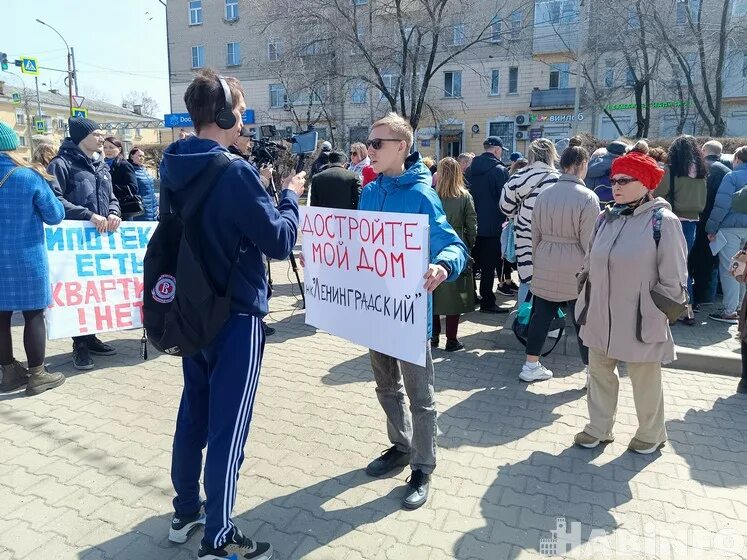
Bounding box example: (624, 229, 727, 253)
(1, 64, 747, 559)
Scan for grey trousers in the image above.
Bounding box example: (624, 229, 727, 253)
(369, 346, 437, 475)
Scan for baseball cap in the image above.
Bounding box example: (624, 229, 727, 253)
(510, 151, 523, 162)
(484, 136, 504, 148)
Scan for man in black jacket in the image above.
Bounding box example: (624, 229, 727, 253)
(48, 117, 121, 371)
(465, 136, 510, 313)
(309, 151, 361, 210)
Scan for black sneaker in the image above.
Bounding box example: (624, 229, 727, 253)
(444, 339, 464, 352)
(365, 445, 410, 477)
(168, 506, 206, 544)
(87, 336, 116, 356)
(496, 284, 515, 297)
(430, 335, 439, 348)
(263, 323, 276, 336)
(72, 343, 94, 371)
(402, 469, 430, 510)
(479, 305, 509, 314)
(738, 379, 747, 395)
(197, 528, 273, 560)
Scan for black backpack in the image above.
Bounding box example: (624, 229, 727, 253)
(143, 152, 241, 357)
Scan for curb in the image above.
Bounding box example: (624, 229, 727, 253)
(498, 312, 741, 378)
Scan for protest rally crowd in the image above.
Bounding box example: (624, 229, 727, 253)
(1, 67, 747, 560)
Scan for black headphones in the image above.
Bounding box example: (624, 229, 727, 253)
(215, 76, 237, 130)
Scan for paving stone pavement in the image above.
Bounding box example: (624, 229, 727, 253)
(1, 261, 747, 560)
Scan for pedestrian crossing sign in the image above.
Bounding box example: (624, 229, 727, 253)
(20, 57, 39, 76)
(11, 93, 21, 104)
(34, 118, 46, 133)
(71, 108, 88, 118)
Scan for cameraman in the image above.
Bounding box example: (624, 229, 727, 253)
(160, 68, 304, 560)
(229, 126, 277, 336)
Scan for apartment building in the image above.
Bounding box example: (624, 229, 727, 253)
(167, 0, 747, 159)
(0, 82, 164, 159)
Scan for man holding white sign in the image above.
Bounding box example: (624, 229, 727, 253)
(304, 113, 467, 510)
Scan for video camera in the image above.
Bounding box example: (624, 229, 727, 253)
(250, 125, 319, 169)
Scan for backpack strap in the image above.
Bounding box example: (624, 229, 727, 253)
(652, 207, 664, 248)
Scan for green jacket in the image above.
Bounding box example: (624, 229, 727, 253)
(654, 167, 707, 220)
(433, 191, 477, 316)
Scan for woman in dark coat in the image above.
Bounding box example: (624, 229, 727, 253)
(103, 137, 140, 219)
(432, 157, 477, 351)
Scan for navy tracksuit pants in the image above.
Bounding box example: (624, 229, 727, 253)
(171, 314, 265, 549)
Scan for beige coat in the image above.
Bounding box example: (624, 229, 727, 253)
(575, 198, 688, 364)
(531, 174, 600, 302)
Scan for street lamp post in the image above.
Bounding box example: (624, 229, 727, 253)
(35, 18, 73, 116)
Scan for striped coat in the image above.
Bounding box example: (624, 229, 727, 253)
(500, 162, 560, 283)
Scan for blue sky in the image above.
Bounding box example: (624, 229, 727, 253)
(2, 0, 170, 116)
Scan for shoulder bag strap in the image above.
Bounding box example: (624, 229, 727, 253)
(0, 167, 18, 188)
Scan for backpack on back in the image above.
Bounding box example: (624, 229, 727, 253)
(143, 152, 240, 357)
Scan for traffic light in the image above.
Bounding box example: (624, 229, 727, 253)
(0, 53, 8, 71)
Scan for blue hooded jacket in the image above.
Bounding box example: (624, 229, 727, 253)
(706, 162, 747, 234)
(160, 136, 299, 316)
(359, 152, 468, 338)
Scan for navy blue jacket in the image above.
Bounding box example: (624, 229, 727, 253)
(48, 139, 120, 220)
(464, 152, 509, 237)
(160, 136, 299, 316)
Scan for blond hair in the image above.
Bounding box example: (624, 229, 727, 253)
(5, 150, 53, 180)
(527, 138, 558, 166)
(33, 142, 57, 168)
(422, 156, 436, 170)
(371, 112, 413, 150)
(436, 157, 468, 199)
(350, 142, 368, 160)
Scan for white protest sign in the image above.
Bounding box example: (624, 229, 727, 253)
(300, 207, 429, 366)
(44, 220, 156, 339)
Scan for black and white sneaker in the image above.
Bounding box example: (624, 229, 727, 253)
(197, 528, 273, 560)
(168, 507, 206, 544)
(87, 336, 117, 356)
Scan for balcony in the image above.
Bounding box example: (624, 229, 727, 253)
(530, 87, 576, 109)
(533, 22, 579, 55)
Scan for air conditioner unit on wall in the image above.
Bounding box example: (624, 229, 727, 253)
(515, 130, 528, 140)
(515, 114, 530, 127)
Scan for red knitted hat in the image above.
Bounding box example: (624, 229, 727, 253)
(610, 151, 665, 190)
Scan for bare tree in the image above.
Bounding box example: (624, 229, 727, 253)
(652, 0, 738, 136)
(260, 0, 534, 130)
(122, 90, 160, 117)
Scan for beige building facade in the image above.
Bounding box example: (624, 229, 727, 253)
(0, 81, 165, 159)
(167, 0, 747, 160)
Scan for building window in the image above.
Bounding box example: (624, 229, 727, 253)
(742, 52, 747, 78)
(353, 0, 367, 4)
(15, 109, 25, 125)
(549, 63, 570, 89)
(135, 128, 142, 138)
(676, 0, 700, 24)
(189, 0, 202, 25)
(302, 37, 321, 57)
(225, 0, 238, 20)
(534, 0, 579, 25)
(734, 0, 747, 15)
(227, 42, 240, 66)
(269, 83, 286, 108)
(685, 52, 698, 82)
(451, 23, 466, 46)
(508, 66, 519, 94)
(510, 11, 523, 39)
(490, 17, 502, 43)
(351, 82, 367, 104)
(625, 67, 635, 87)
(490, 69, 500, 95)
(18, 134, 26, 147)
(191, 45, 205, 69)
(380, 72, 397, 99)
(489, 121, 514, 156)
(444, 71, 462, 97)
(604, 60, 615, 88)
(268, 38, 283, 61)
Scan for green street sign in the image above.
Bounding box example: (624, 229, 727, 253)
(20, 56, 39, 76)
(34, 118, 46, 132)
(71, 107, 88, 118)
(11, 92, 21, 104)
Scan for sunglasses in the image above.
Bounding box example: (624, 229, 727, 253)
(610, 177, 637, 186)
(365, 138, 402, 150)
